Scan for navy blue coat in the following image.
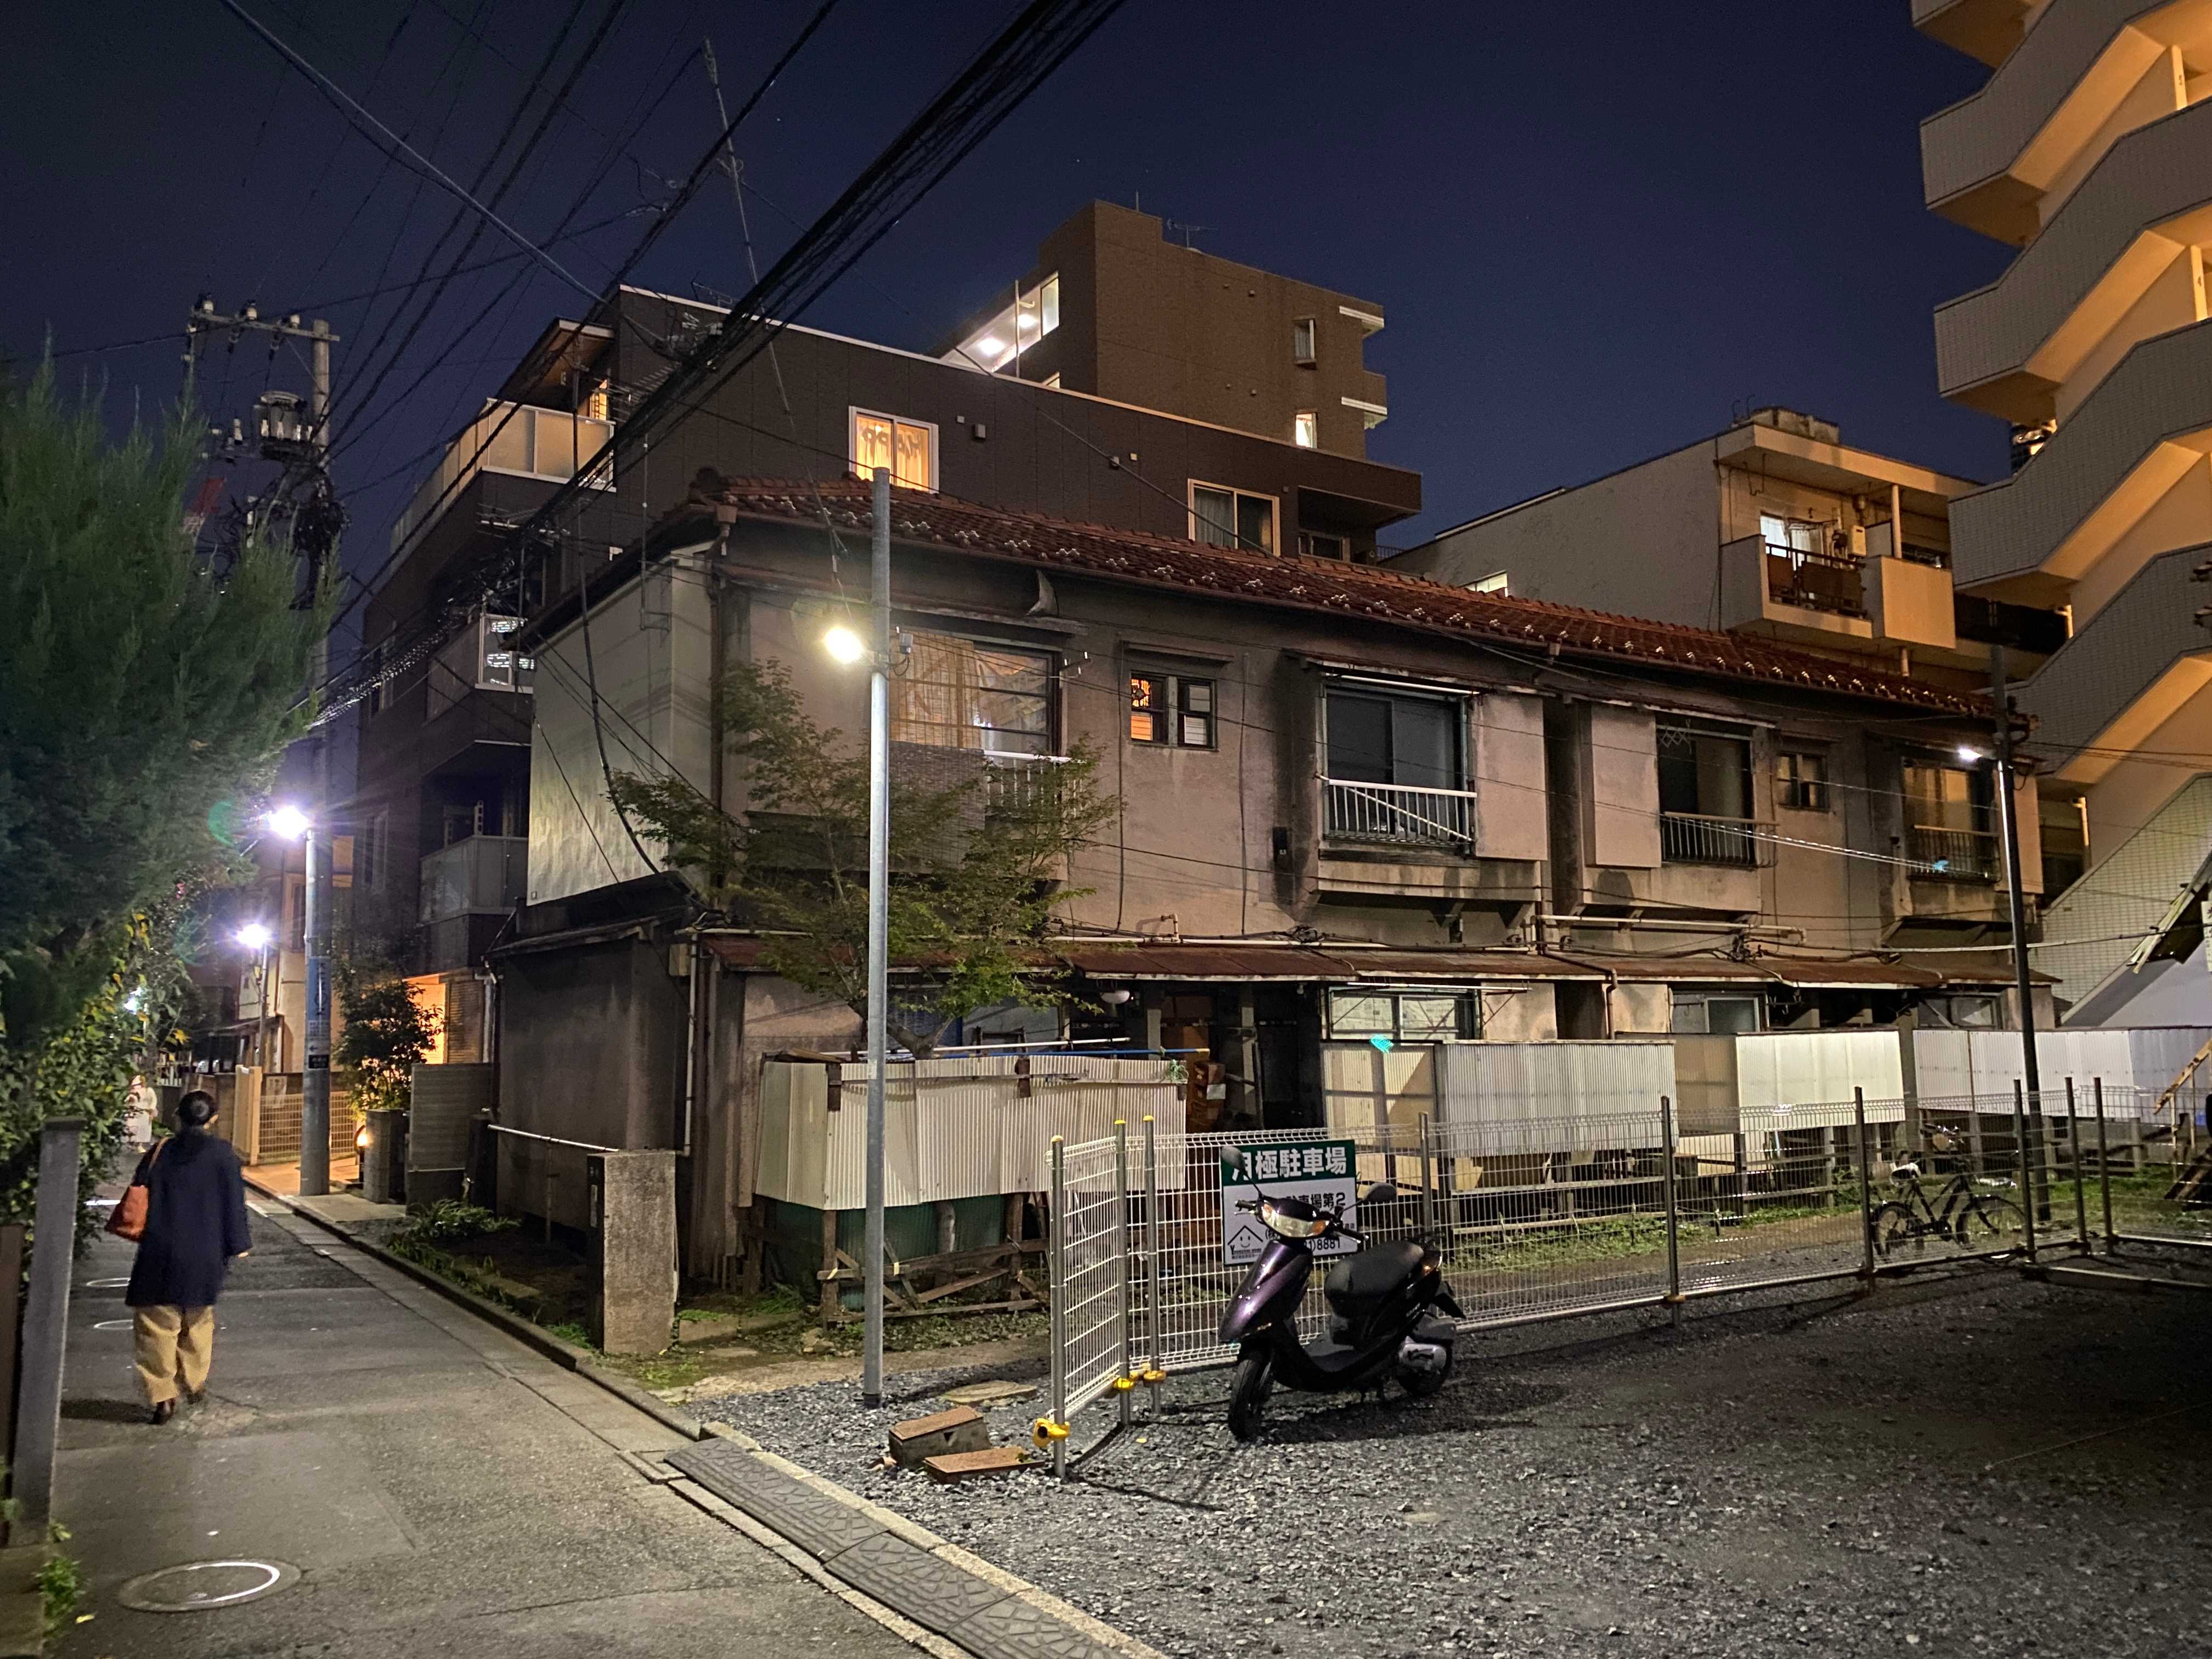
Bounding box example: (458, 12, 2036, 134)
(125, 1130, 251, 1310)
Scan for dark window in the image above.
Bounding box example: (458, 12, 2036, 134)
(2040, 794, 2087, 898)
(1327, 690, 1460, 788)
(1128, 672, 1215, 749)
(1190, 484, 1276, 555)
(1299, 531, 1346, 561)
(1293, 317, 1316, 365)
(1776, 751, 1830, 812)
(1658, 722, 1757, 865)
(1904, 760, 1998, 881)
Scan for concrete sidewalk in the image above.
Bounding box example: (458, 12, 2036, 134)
(52, 1199, 921, 1657)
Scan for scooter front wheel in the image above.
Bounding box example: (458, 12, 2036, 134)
(1226, 1351, 1273, 1441)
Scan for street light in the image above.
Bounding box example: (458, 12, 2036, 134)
(262, 800, 331, 1195)
(825, 467, 892, 1408)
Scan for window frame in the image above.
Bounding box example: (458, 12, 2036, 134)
(1298, 530, 1347, 561)
(890, 629, 1058, 758)
(1293, 410, 1318, 449)
(1656, 719, 1756, 820)
(1187, 479, 1279, 556)
(1293, 316, 1317, 365)
(1127, 668, 1217, 751)
(1326, 986, 1480, 1041)
(848, 406, 940, 493)
(1471, 571, 1509, 595)
(1322, 682, 1469, 791)
(1775, 748, 1832, 812)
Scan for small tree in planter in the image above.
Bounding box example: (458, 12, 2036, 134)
(335, 974, 441, 1119)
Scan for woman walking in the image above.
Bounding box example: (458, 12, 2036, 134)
(125, 1091, 251, 1424)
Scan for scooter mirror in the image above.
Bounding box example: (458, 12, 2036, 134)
(1361, 1183, 1400, 1205)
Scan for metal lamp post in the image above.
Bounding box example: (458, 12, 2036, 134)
(266, 804, 331, 1197)
(825, 466, 893, 1408)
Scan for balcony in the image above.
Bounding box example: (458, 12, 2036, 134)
(1954, 592, 2070, 654)
(1909, 824, 2001, 882)
(392, 401, 615, 555)
(420, 835, 527, 924)
(1324, 780, 1476, 849)
(1764, 543, 1866, 617)
(1659, 813, 1769, 868)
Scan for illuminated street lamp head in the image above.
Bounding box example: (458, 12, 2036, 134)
(266, 804, 312, 840)
(235, 922, 273, 951)
(823, 623, 867, 666)
(1955, 744, 1985, 764)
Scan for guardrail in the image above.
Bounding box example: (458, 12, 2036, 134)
(1660, 811, 1767, 868)
(1908, 822, 2000, 881)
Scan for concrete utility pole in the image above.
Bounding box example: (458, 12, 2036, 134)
(863, 466, 891, 1408)
(1991, 647, 2046, 1221)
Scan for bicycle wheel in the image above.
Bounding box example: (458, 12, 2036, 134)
(1869, 1202, 1921, 1260)
(1960, 1195, 2028, 1252)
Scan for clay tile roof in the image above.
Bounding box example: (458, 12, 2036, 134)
(697, 477, 1987, 716)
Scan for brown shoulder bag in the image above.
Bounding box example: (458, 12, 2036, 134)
(106, 1138, 166, 1243)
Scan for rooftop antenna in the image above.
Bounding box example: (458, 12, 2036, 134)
(1167, 219, 1205, 249)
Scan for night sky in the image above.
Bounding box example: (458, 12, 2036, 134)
(4, 1, 2005, 578)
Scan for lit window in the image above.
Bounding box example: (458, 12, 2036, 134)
(850, 408, 936, 492)
(1776, 750, 1830, 811)
(1042, 372, 1062, 390)
(1293, 317, 1316, 365)
(1327, 989, 1477, 1041)
(1293, 411, 1318, 449)
(1040, 273, 1059, 336)
(1128, 672, 1216, 749)
(1190, 483, 1276, 555)
(1471, 571, 1509, 595)
(892, 632, 1053, 755)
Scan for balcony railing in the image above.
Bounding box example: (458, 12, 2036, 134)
(1324, 780, 1476, 849)
(1953, 594, 2068, 656)
(420, 834, 527, 923)
(1659, 812, 1768, 868)
(392, 401, 615, 555)
(1763, 543, 1866, 618)
(1908, 824, 2001, 883)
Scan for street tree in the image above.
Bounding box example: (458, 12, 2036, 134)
(0, 363, 325, 1209)
(608, 658, 1113, 1054)
(335, 971, 442, 1117)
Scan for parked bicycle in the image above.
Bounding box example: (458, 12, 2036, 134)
(1868, 1136, 2028, 1259)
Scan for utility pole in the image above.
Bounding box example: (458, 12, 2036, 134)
(1991, 647, 2046, 1222)
(190, 297, 342, 1195)
(862, 466, 891, 1409)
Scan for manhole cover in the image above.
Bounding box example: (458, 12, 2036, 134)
(91, 1319, 133, 1332)
(118, 1560, 298, 1612)
(87, 1278, 130, 1290)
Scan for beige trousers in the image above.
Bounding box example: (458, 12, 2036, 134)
(133, 1305, 215, 1404)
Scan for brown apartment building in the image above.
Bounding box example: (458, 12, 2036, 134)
(497, 476, 2029, 1279)
(346, 202, 1415, 1020)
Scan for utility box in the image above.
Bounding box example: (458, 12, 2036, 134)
(586, 1150, 677, 1356)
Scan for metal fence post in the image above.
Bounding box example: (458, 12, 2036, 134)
(1048, 1136, 1069, 1480)
(1853, 1088, 1876, 1287)
(2012, 1080, 2038, 1263)
(1659, 1096, 1681, 1323)
(1142, 1114, 1164, 1412)
(2094, 1077, 2115, 1248)
(13, 1117, 82, 1542)
(1418, 1111, 1436, 1242)
(1113, 1119, 1133, 1429)
(2064, 1077, 2088, 1250)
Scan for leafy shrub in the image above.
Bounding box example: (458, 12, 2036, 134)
(392, 1199, 516, 1251)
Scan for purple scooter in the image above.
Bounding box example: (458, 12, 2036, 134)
(1215, 1183, 1462, 1441)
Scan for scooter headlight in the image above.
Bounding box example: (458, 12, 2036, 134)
(1260, 1199, 1328, 1240)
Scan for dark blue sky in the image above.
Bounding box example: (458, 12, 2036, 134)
(4, 1, 2005, 570)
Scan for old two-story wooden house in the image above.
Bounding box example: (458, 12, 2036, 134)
(491, 472, 2035, 1282)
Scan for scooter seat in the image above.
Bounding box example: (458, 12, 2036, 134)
(1324, 1241, 1427, 1310)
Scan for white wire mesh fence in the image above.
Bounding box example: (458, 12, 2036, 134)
(1037, 1080, 2174, 1475)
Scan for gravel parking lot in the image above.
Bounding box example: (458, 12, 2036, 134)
(701, 1256, 2212, 1659)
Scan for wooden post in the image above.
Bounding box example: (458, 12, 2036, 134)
(0, 1222, 26, 1506)
(818, 1207, 840, 1322)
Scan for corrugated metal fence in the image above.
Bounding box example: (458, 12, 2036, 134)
(1039, 1080, 2147, 1476)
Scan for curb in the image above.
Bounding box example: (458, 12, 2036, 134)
(242, 1176, 708, 1444)
(676, 1425, 1167, 1659)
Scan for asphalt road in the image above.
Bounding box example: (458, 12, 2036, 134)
(707, 1255, 2212, 1659)
(52, 1201, 918, 1659)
